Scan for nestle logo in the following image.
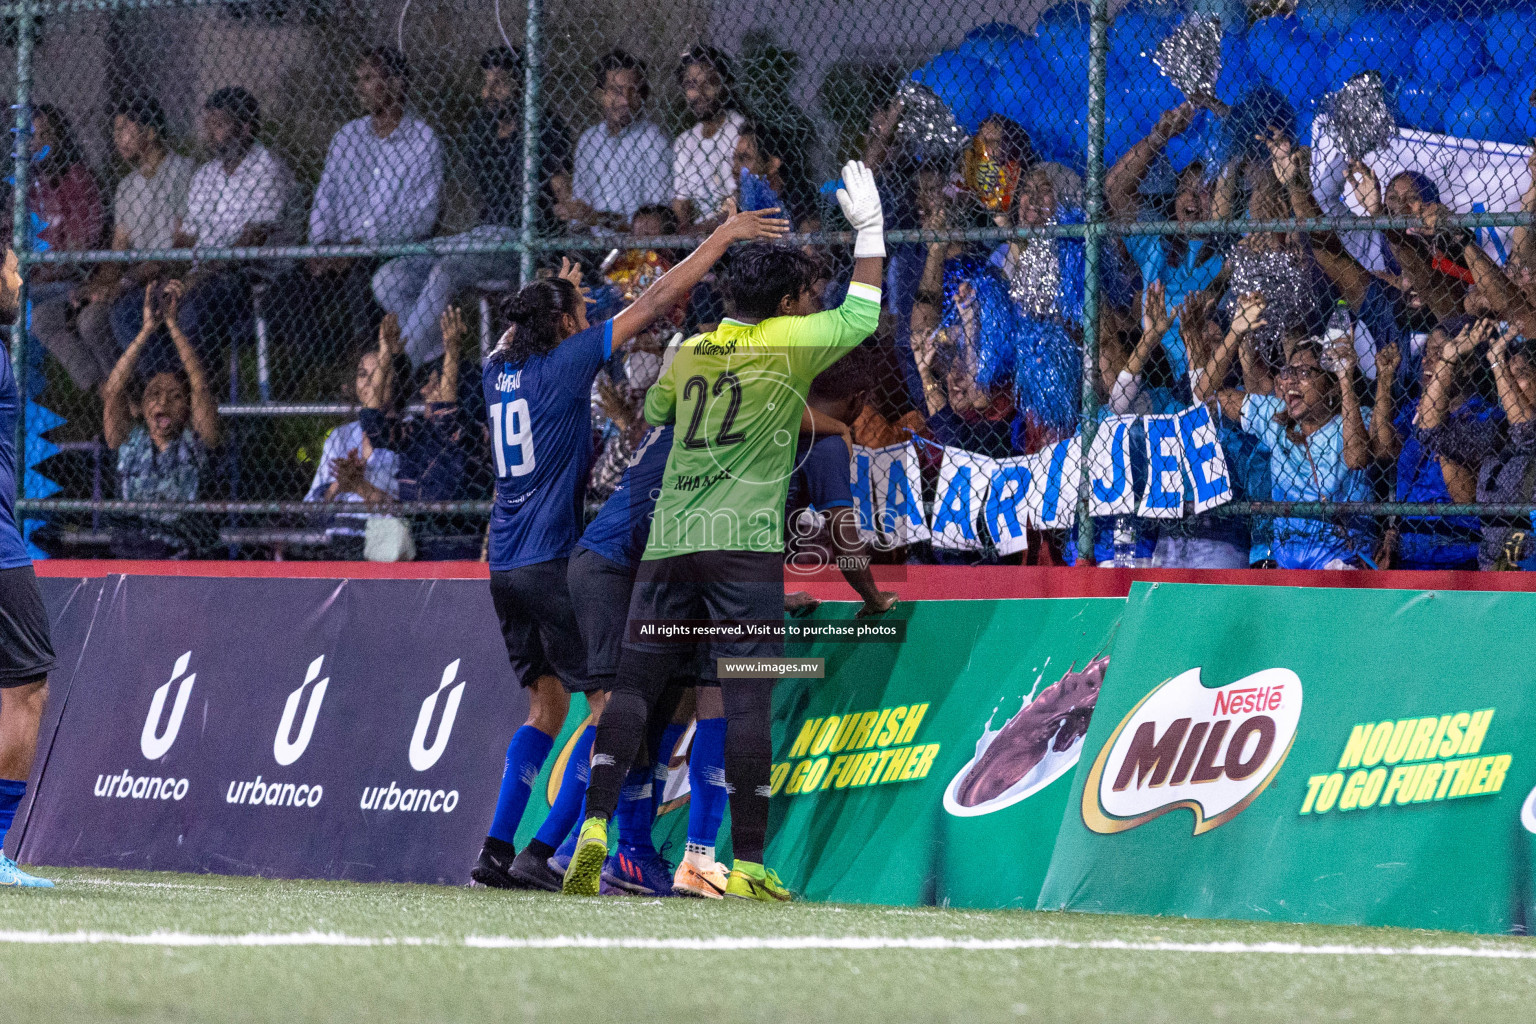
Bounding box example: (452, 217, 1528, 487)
(1213, 685, 1284, 716)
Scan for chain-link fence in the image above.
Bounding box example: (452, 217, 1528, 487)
(7, 0, 1536, 567)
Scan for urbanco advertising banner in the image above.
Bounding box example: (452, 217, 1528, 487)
(17, 574, 528, 884)
(1039, 582, 1536, 935)
(765, 598, 1122, 908)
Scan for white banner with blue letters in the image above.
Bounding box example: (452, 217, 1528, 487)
(850, 404, 1233, 551)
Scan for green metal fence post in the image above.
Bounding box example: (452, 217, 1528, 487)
(9, 0, 35, 506)
(519, 0, 542, 288)
(1076, 0, 1110, 563)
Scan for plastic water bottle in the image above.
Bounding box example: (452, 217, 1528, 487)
(1110, 517, 1136, 568)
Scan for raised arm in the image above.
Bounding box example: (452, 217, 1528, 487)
(1371, 339, 1401, 460)
(1439, 205, 1536, 338)
(1200, 292, 1265, 422)
(612, 200, 789, 345)
(1489, 323, 1534, 426)
(1273, 140, 1374, 309)
(1111, 280, 1173, 413)
(1330, 336, 1371, 471)
(431, 307, 465, 406)
(162, 280, 221, 448)
(102, 285, 157, 450)
(836, 160, 885, 291)
(1107, 102, 1196, 221)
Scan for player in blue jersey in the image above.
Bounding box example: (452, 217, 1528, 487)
(470, 204, 787, 890)
(0, 250, 58, 889)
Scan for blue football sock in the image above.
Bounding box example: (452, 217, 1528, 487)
(534, 725, 595, 849)
(487, 727, 554, 846)
(652, 722, 686, 820)
(553, 797, 584, 862)
(0, 778, 27, 853)
(687, 717, 728, 849)
(615, 765, 655, 855)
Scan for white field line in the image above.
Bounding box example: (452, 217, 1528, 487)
(66, 878, 241, 892)
(0, 931, 1533, 959)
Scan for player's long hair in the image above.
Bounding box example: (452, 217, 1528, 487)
(496, 278, 582, 363)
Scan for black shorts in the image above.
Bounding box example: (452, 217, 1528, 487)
(566, 546, 635, 685)
(622, 550, 784, 670)
(489, 559, 596, 693)
(0, 564, 54, 687)
(570, 547, 715, 686)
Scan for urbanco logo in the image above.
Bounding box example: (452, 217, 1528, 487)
(141, 651, 196, 761)
(409, 659, 466, 772)
(1082, 667, 1302, 835)
(274, 656, 329, 767)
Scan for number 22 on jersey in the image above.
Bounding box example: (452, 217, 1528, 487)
(491, 396, 536, 478)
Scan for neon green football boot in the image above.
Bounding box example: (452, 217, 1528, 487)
(561, 816, 608, 896)
(724, 859, 793, 902)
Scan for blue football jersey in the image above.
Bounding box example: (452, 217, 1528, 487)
(0, 344, 33, 569)
(483, 319, 612, 571)
(785, 435, 854, 515)
(576, 424, 673, 571)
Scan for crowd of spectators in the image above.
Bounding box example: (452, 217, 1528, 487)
(15, 35, 1536, 570)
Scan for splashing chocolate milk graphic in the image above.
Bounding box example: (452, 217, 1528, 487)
(955, 656, 1110, 807)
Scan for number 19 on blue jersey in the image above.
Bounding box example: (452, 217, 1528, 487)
(491, 395, 536, 479)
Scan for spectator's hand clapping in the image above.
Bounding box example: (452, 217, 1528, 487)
(1263, 130, 1309, 190)
(161, 279, 184, 327)
(378, 311, 403, 356)
(1346, 161, 1383, 216)
(1231, 291, 1268, 337)
(333, 448, 369, 495)
(1490, 321, 1520, 365)
(1376, 341, 1402, 380)
(1446, 318, 1492, 365)
(439, 305, 466, 351)
(431, 307, 465, 405)
(1141, 280, 1173, 339)
(139, 282, 160, 334)
(716, 197, 792, 244)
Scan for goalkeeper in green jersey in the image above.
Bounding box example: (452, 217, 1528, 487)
(563, 161, 887, 900)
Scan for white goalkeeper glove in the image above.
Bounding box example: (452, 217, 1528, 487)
(836, 159, 885, 259)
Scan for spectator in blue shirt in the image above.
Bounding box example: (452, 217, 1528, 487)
(1206, 311, 1395, 568)
(1107, 102, 1225, 383)
(1383, 322, 1503, 570)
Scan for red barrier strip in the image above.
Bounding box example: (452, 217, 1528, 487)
(33, 559, 1536, 601)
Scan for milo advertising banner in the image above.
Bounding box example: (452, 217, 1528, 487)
(1040, 582, 1536, 935)
(762, 597, 1120, 908)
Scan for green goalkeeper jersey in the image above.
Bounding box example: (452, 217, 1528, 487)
(640, 281, 882, 559)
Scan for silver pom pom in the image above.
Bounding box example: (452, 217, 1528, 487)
(894, 80, 970, 161)
(1153, 15, 1223, 102)
(1221, 248, 1314, 364)
(1322, 72, 1397, 164)
(1002, 236, 1062, 321)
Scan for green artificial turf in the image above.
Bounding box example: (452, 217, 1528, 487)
(1, 867, 1534, 1023)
